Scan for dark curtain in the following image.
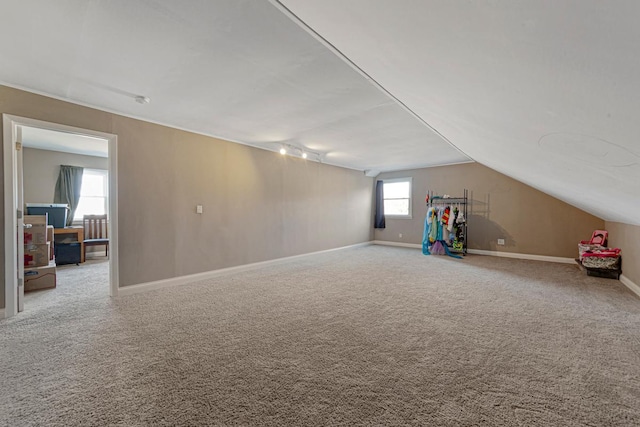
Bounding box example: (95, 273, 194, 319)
(53, 165, 83, 226)
(374, 180, 386, 229)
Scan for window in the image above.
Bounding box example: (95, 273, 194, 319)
(74, 168, 108, 221)
(383, 177, 412, 218)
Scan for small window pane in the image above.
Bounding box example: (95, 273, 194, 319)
(75, 197, 106, 219)
(81, 174, 106, 197)
(74, 169, 108, 220)
(384, 182, 410, 199)
(384, 199, 409, 216)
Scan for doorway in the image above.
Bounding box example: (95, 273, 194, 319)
(3, 115, 119, 318)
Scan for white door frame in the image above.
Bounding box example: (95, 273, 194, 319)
(16, 125, 24, 313)
(3, 114, 119, 318)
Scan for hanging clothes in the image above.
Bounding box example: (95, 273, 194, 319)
(429, 207, 438, 243)
(422, 191, 467, 259)
(453, 207, 466, 252)
(447, 205, 456, 232)
(442, 206, 450, 226)
(422, 207, 435, 255)
(441, 206, 450, 241)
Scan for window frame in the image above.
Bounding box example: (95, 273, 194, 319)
(73, 168, 109, 223)
(383, 177, 413, 219)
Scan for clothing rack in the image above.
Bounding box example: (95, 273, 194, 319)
(426, 189, 468, 255)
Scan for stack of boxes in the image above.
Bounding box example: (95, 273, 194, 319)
(24, 214, 57, 291)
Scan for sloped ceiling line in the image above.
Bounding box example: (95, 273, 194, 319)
(7, 1, 637, 224)
(269, 0, 473, 163)
(276, 0, 640, 225)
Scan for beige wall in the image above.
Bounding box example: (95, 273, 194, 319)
(605, 222, 640, 288)
(23, 147, 108, 205)
(1, 85, 374, 307)
(375, 163, 605, 258)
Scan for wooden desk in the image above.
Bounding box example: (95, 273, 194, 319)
(53, 228, 84, 263)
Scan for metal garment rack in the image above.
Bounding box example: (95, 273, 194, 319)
(426, 189, 468, 255)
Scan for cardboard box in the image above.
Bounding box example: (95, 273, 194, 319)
(24, 262, 56, 291)
(25, 224, 48, 245)
(24, 242, 50, 267)
(24, 214, 48, 226)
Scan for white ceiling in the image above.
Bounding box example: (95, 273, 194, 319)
(278, 0, 640, 225)
(21, 126, 108, 158)
(1, 1, 638, 225)
(0, 0, 468, 173)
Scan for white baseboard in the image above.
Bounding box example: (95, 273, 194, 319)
(467, 249, 575, 264)
(117, 242, 372, 297)
(372, 241, 575, 264)
(372, 240, 421, 249)
(374, 242, 636, 296)
(620, 275, 640, 299)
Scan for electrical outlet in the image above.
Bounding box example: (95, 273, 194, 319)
(196, 205, 203, 214)
(399, 233, 403, 238)
(497, 238, 505, 246)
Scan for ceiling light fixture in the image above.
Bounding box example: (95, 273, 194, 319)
(271, 142, 322, 162)
(276, 143, 321, 161)
(135, 95, 151, 104)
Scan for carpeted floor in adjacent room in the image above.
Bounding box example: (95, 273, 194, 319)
(1, 245, 639, 426)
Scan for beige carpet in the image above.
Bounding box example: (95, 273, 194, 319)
(1, 246, 639, 426)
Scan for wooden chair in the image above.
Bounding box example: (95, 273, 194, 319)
(83, 214, 109, 259)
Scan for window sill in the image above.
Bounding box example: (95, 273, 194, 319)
(385, 215, 413, 220)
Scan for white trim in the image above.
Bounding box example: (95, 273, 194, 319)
(2, 115, 119, 316)
(372, 240, 421, 249)
(117, 242, 372, 297)
(107, 128, 119, 296)
(382, 177, 413, 183)
(3, 115, 19, 318)
(467, 249, 575, 264)
(372, 241, 576, 264)
(620, 275, 640, 299)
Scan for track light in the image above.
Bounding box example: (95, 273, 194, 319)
(275, 143, 320, 161)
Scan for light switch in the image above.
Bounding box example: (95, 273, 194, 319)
(196, 205, 203, 214)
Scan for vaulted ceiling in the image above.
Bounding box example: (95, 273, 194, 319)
(1, 1, 638, 225)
